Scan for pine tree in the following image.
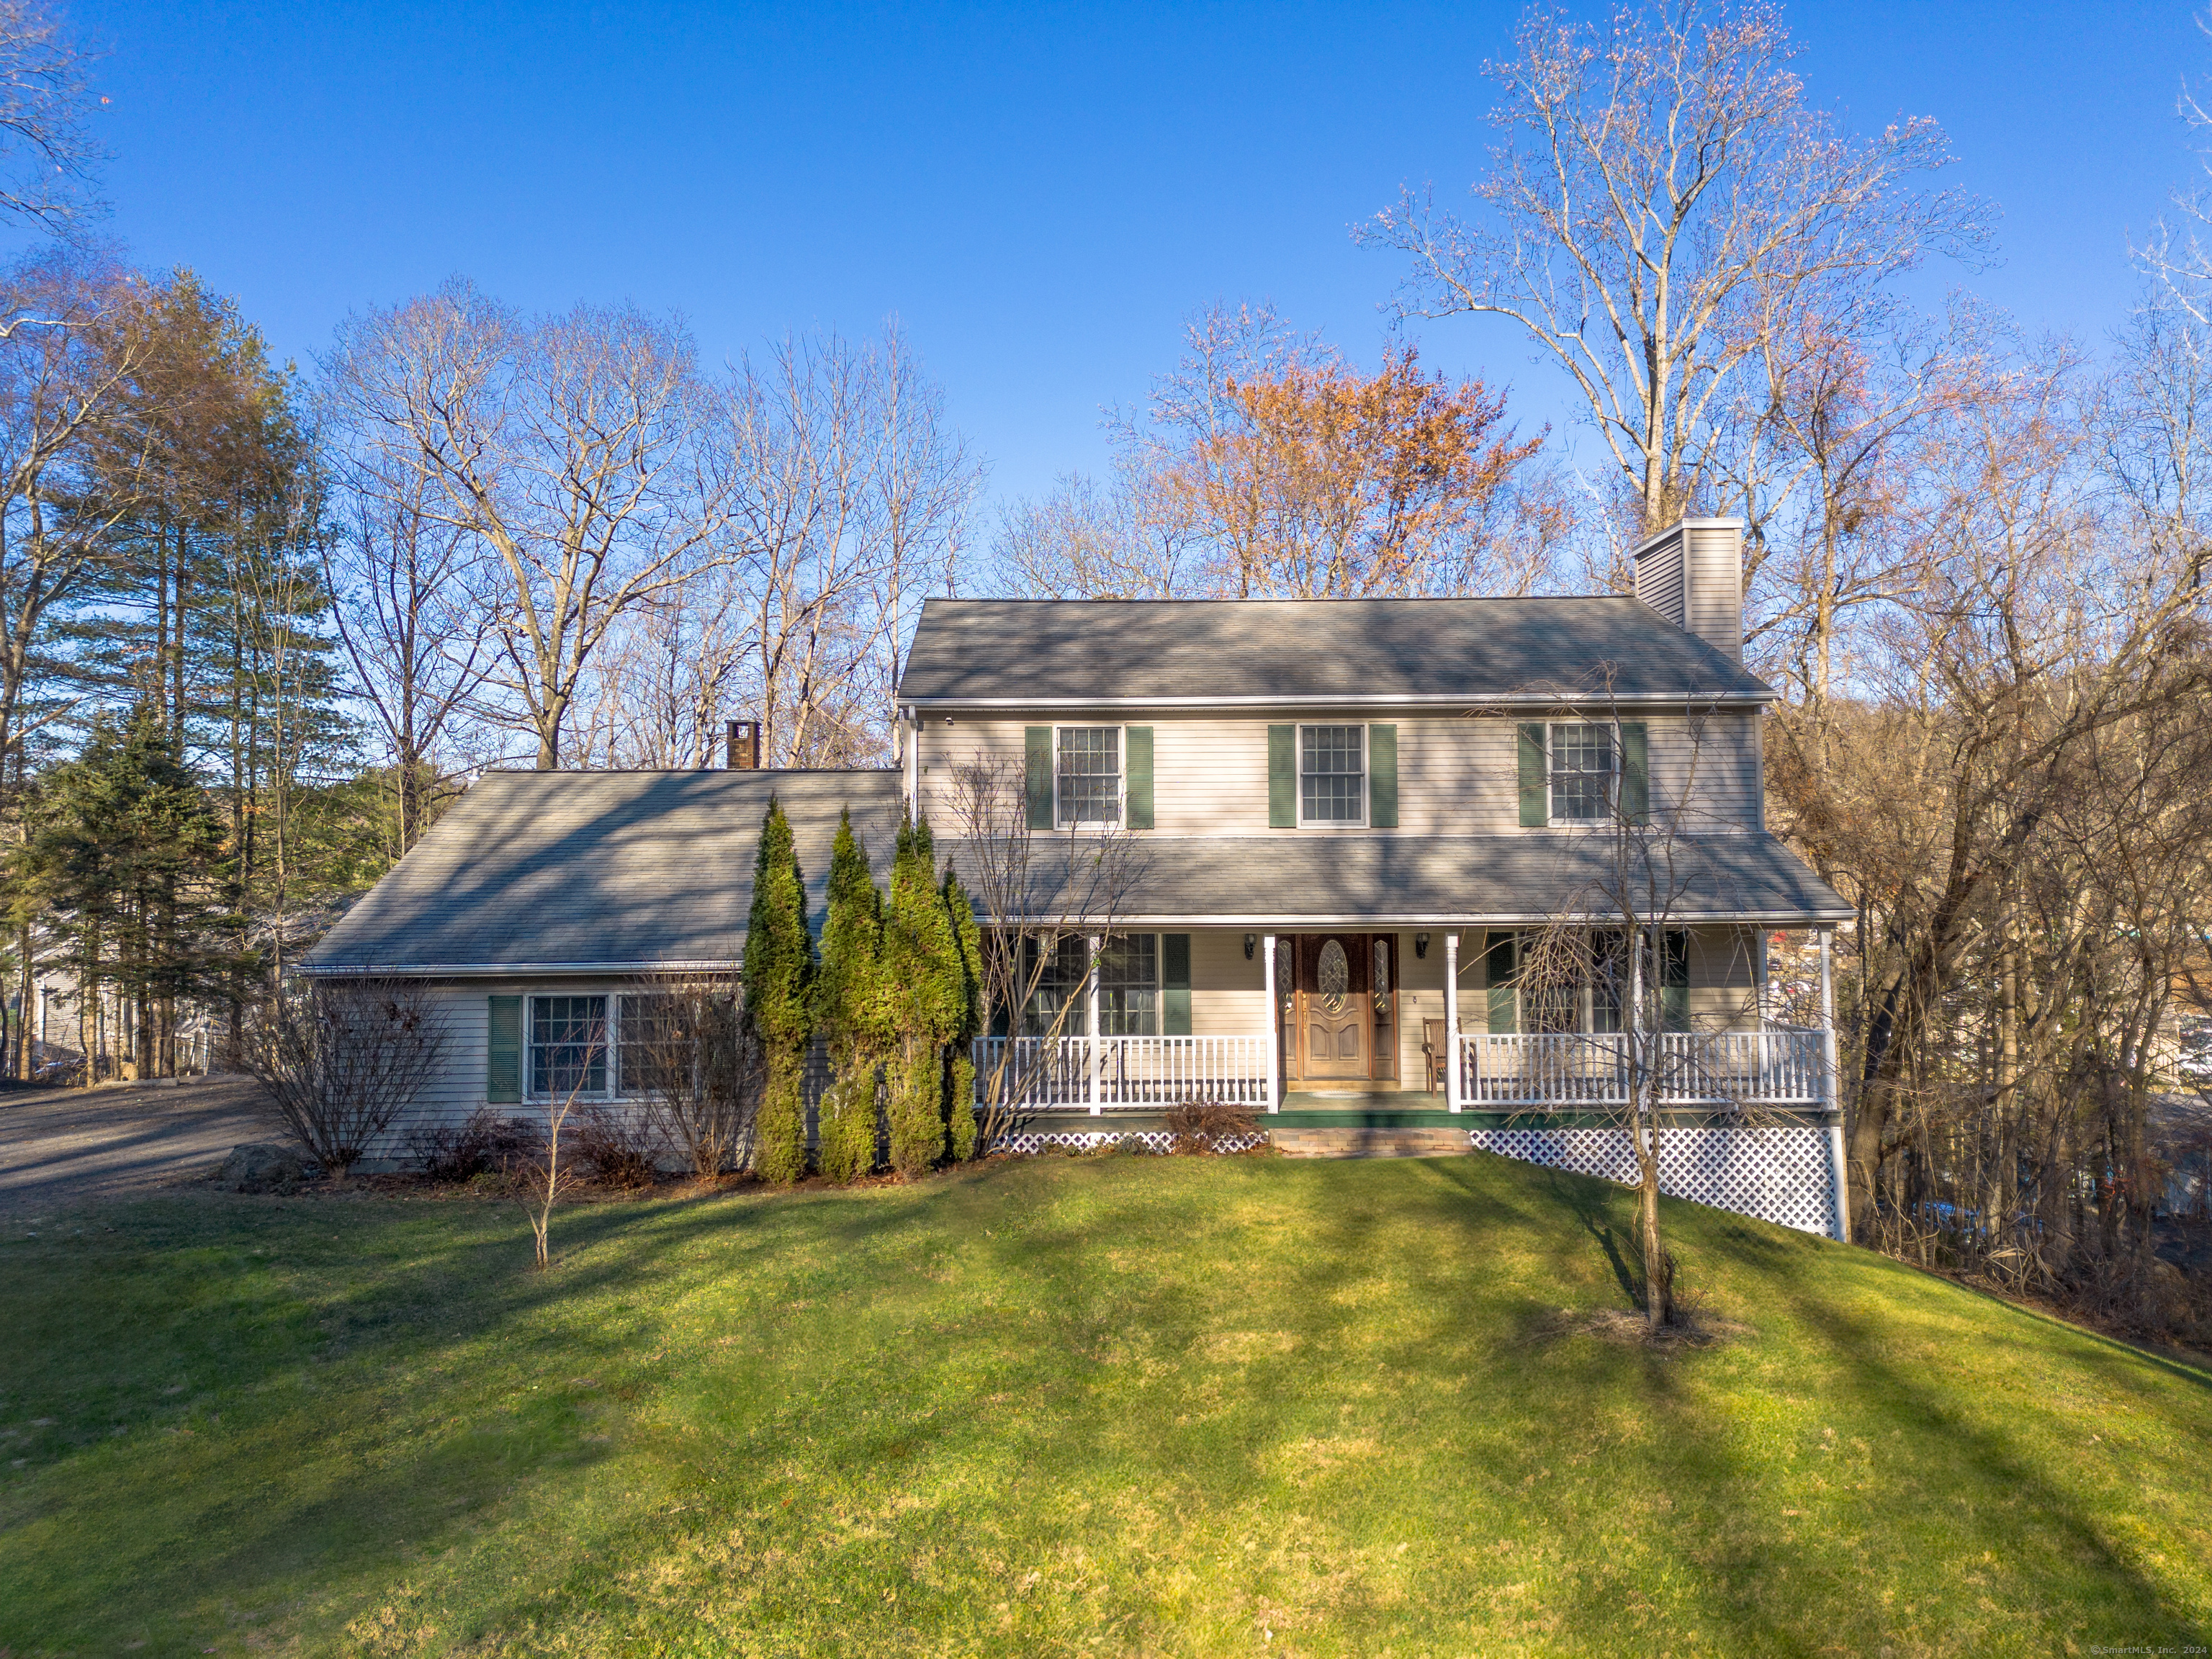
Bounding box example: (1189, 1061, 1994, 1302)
(942, 865, 984, 1161)
(17, 709, 230, 1080)
(742, 797, 813, 1184)
(813, 809, 887, 1182)
(882, 814, 966, 1177)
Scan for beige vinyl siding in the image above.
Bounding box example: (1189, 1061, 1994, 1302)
(1684, 522, 1745, 663)
(1631, 519, 1742, 662)
(916, 712, 1765, 835)
(1635, 534, 1686, 626)
(1188, 928, 1268, 1036)
(359, 976, 657, 1167)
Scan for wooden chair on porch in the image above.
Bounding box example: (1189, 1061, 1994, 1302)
(1422, 1018, 1447, 1094)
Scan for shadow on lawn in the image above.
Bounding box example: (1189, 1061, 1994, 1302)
(0, 1185, 858, 1645)
(17, 1160, 2212, 1653)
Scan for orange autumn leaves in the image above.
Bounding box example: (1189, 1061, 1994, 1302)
(1166, 343, 1542, 598)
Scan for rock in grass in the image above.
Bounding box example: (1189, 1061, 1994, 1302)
(216, 1143, 307, 1193)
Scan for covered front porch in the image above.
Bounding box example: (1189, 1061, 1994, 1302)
(971, 924, 1843, 1123)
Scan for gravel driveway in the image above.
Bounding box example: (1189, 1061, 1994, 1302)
(0, 1076, 279, 1219)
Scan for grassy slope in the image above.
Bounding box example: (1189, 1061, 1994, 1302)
(0, 1153, 2208, 1657)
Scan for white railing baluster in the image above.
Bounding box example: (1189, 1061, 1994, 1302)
(977, 1026, 1829, 1114)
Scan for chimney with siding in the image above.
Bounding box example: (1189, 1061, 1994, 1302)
(1632, 517, 1743, 663)
(727, 719, 760, 769)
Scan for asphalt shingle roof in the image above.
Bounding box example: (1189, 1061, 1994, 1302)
(942, 832, 1851, 926)
(306, 772, 1847, 976)
(897, 596, 1773, 706)
(303, 770, 904, 974)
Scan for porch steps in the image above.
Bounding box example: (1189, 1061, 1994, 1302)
(1269, 1125, 1473, 1159)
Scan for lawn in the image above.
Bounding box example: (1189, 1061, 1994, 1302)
(1, 1151, 2208, 1657)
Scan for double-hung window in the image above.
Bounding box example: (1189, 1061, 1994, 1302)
(1300, 724, 1365, 824)
(1098, 934, 1158, 1035)
(529, 994, 608, 1097)
(1021, 935, 1092, 1036)
(1056, 727, 1121, 827)
(1548, 722, 1617, 823)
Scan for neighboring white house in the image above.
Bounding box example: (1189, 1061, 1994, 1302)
(304, 518, 1855, 1238)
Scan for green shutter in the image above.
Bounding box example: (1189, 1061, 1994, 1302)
(1661, 928, 1690, 1032)
(487, 995, 521, 1103)
(1367, 724, 1397, 828)
(1269, 724, 1296, 828)
(1518, 723, 1547, 827)
(1162, 932, 1191, 1035)
(1125, 726, 1154, 830)
(1483, 931, 1517, 1034)
(1025, 727, 1053, 830)
(1620, 721, 1650, 825)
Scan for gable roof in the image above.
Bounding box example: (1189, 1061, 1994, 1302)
(302, 770, 903, 976)
(897, 595, 1773, 708)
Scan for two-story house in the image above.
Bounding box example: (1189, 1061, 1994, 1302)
(305, 518, 1853, 1237)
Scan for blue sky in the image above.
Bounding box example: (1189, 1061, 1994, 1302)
(60, 1, 2210, 508)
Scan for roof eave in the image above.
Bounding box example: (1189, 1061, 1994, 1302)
(896, 689, 1776, 710)
(297, 959, 745, 979)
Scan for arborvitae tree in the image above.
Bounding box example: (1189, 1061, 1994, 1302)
(742, 797, 813, 1184)
(942, 866, 984, 1161)
(882, 814, 966, 1177)
(813, 809, 887, 1182)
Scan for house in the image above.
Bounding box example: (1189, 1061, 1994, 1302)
(303, 518, 1853, 1237)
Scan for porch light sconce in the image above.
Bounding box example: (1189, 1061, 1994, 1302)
(1243, 932, 1257, 960)
(1415, 932, 1431, 960)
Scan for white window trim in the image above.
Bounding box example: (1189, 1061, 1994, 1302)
(1053, 724, 1125, 830)
(1296, 721, 1367, 829)
(524, 990, 616, 1102)
(1098, 931, 1164, 1038)
(1545, 719, 1621, 827)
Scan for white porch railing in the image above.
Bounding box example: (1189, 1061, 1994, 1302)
(971, 1026, 1827, 1115)
(974, 1035, 1275, 1112)
(1457, 1026, 1825, 1110)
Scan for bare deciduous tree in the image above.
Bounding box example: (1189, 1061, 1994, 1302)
(323, 280, 725, 768)
(946, 752, 1138, 1146)
(997, 302, 1563, 599)
(0, 248, 156, 778)
(246, 978, 450, 1180)
(0, 0, 104, 244)
(320, 435, 498, 853)
(1365, 0, 1984, 531)
(1498, 682, 1758, 1331)
(714, 324, 978, 768)
(620, 975, 757, 1178)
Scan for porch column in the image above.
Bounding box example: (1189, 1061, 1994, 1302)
(1087, 935, 1103, 1115)
(1262, 934, 1280, 1114)
(1819, 925, 1848, 1244)
(1443, 931, 1461, 1113)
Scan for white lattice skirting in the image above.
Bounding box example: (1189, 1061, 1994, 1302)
(993, 1130, 1270, 1156)
(1467, 1125, 1842, 1238)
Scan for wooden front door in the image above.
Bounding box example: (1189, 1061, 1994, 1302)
(1299, 934, 1370, 1081)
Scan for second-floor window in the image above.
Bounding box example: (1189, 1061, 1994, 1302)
(1549, 722, 1617, 822)
(1056, 726, 1120, 826)
(1301, 724, 1364, 824)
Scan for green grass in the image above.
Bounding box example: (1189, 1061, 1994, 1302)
(1, 1153, 2208, 1657)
